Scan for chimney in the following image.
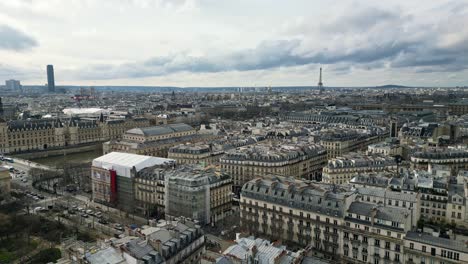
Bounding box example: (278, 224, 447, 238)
(149, 239, 162, 253)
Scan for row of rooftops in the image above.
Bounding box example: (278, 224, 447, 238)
(326, 153, 397, 169)
(125, 123, 194, 137)
(284, 112, 378, 126)
(346, 201, 411, 228)
(85, 219, 203, 264)
(411, 149, 468, 160)
(168, 135, 265, 155)
(221, 142, 326, 163)
(2, 115, 149, 131)
(318, 128, 385, 141)
(164, 165, 231, 187)
(110, 134, 206, 148)
(241, 177, 352, 218)
(350, 170, 458, 196)
(241, 177, 416, 227)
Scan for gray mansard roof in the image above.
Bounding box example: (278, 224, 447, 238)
(347, 201, 410, 224)
(126, 123, 194, 137)
(412, 149, 468, 160)
(357, 188, 418, 203)
(222, 143, 326, 163)
(241, 177, 352, 217)
(405, 231, 468, 253)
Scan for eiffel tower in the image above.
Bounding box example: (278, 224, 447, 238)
(318, 67, 324, 94)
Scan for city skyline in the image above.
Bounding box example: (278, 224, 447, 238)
(0, 0, 467, 87)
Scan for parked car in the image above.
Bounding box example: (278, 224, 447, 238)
(98, 218, 108, 225)
(114, 223, 124, 231)
(81, 213, 89, 218)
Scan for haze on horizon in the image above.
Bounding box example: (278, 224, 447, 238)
(0, 0, 467, 87)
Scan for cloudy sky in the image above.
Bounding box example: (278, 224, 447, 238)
(0, 0, 467, 87)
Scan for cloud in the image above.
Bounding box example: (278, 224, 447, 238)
(0, 25, 38, 51)
(68, 2, 467, 81)
(0, 63, 41, 79)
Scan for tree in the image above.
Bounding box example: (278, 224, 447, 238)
(29, 248, 61, 264)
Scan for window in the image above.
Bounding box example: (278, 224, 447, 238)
(410, 243, 414, 249)
(395, 244, 400, 252)
(422, 246, 426, 252)
(375, 240, 380, 247)
(384, 251, 390, 259)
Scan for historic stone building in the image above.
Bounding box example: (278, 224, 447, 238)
(220, 141, 327, 192)
(319, 129, 388, 159)
(239, 177, 437, 264)
(103, 123, 217, 157)
(411, 149, 468, 175)
(168, 144, 225, 165)
(0, 115, 150, 154)
(322, 153, 397, 185)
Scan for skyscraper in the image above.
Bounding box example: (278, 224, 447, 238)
(47, 65, 55, 93)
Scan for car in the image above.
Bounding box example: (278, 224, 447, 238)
(114, 224, 124, 231)
(77, 207, 84, 212)
(95, 212, 102, 218)
(98, 218, 108, 224)
(34, 207, 48, 213)
(21, 179, 28, 183)
(33, 197, 40, 201)
(38, 195, 45, 199)
(81, 213, 89, 218)
(85, 209, 93, 215)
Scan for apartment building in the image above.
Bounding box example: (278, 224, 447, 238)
(220, 141, 327, 192)
(240, 176, 468, 264)
(404, 231, 468, 264)
(411, 149, 468, 175)
(323, 153, 397, 184)
(240, 177, 356, 261)
(164, 165, 232, 225)
(319, 130, 387, 159)
(168, 143, 225, 165)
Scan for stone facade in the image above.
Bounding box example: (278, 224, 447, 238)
(0, 116, 150, 154)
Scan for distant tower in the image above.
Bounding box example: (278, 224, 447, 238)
(318, 67, 324, 94)
(390, 119, 398, 138)
(0, 97, 3, 117)
(47, 65, 55, 93)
